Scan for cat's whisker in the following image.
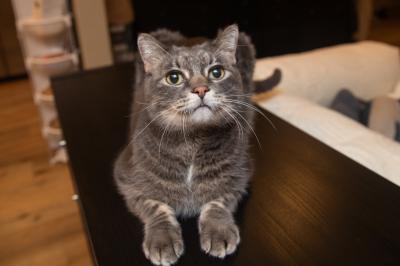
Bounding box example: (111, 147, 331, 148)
(222, 99, 277, 132)
(214, 95, 251, 105)
(222, 93, 253, 97)
(226, 107, 245, 141)
(221, 95, 252, 100)
(129, 102, 161, 117)
(218, 114, 230, 129)
(217, 107, 232, 126)
(129, 99, 179, 118)
(220, 105, 244, 141)
(135, 96, 175, 106)
(132, 109, 168, 141)
(158, 125, 169, 157)
(135, 100, 155, 105)
(158, 111, 178, 158)
(224, 93, 252, 96)
(219, 107, 239, 137)
(182, 110, 188, 146)
(176, 98, 197, 114)
(224, 105, 262, 150)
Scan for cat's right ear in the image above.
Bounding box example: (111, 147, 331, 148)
(137, 33, 166, 73)
(214, 24, 239, 64)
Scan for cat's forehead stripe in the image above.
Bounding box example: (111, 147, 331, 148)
(174, 49, 214, 74)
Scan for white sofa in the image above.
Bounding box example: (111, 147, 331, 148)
(253, 41, 400, 186)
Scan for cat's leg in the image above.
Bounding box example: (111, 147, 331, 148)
(198, 194, 240, 258)
(114, 149, 184, 265)
(128, 197, 184, 266)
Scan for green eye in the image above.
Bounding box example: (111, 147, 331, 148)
(165, 71, 184, 85)
(208, 66, 225, 80)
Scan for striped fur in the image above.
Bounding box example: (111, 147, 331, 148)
(114, 25, 256, 265)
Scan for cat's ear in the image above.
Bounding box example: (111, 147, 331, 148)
(214, 24, 239, 64)
(137, 33, 166, 73)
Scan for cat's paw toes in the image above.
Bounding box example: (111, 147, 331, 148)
(143, 227, 184, 266)
(199, 222, 240, 258)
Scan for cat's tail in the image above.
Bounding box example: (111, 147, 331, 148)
(253, 68, 282, 94)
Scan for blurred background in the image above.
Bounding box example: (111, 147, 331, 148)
(0, 0, 399, 265)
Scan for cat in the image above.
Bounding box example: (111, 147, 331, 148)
(114, 24, 264, 266)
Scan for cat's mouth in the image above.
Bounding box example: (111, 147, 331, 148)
(189, 103, 214, 123)
(193, 103, 212, 112)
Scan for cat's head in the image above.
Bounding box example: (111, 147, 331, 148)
(137, 25, 249, 130)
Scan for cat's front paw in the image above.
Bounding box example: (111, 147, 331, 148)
(143, 225, 184, 266)
(199, 220, 240, 258)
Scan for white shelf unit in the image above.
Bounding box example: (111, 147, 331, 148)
(17, 15, 71, 38)
(12, 0, 79, 163)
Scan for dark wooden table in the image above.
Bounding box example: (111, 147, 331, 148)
(52, 63, 400, 266)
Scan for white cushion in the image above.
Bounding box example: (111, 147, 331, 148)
(254, 41, 400, 106)
(256, 93, 400, 187)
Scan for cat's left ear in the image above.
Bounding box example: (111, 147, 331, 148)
(214, 24, 239, 64)
(137, 33, 167, 73)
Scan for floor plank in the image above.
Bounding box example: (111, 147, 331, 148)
(0, 79, 92, 265)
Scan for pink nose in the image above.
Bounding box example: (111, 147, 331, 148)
(192, 86, 209, 99)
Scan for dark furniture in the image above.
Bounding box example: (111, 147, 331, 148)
(0, 0, 25, 79)
(52, 64, 400, 266)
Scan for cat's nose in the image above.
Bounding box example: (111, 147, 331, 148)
(192, 86, 209, 99)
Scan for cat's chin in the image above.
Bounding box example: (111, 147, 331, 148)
(190, 106, 214, 124)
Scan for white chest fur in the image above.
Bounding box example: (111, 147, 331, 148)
(186, 164, 194, 184)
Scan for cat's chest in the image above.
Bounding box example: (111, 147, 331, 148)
(181, 144, 208, 185)
(169, 135, 231, 185)
(185, 163, 194, 184)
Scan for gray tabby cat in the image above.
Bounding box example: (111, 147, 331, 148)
(114, 24, 258, 266)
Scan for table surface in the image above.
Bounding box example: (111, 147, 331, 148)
(52, 63, 400, 266)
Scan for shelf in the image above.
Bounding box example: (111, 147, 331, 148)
(50, 147, 68, 164)
(17, 15, 71, 39)
(26, 52, 78, 76)
(36, 86, 54, 104)
(43, 126, 62, 137)
(43, 117, 62, 137)
(12, 1, 76, 164)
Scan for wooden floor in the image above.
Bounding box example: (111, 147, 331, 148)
(0, 79, 92, 266)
